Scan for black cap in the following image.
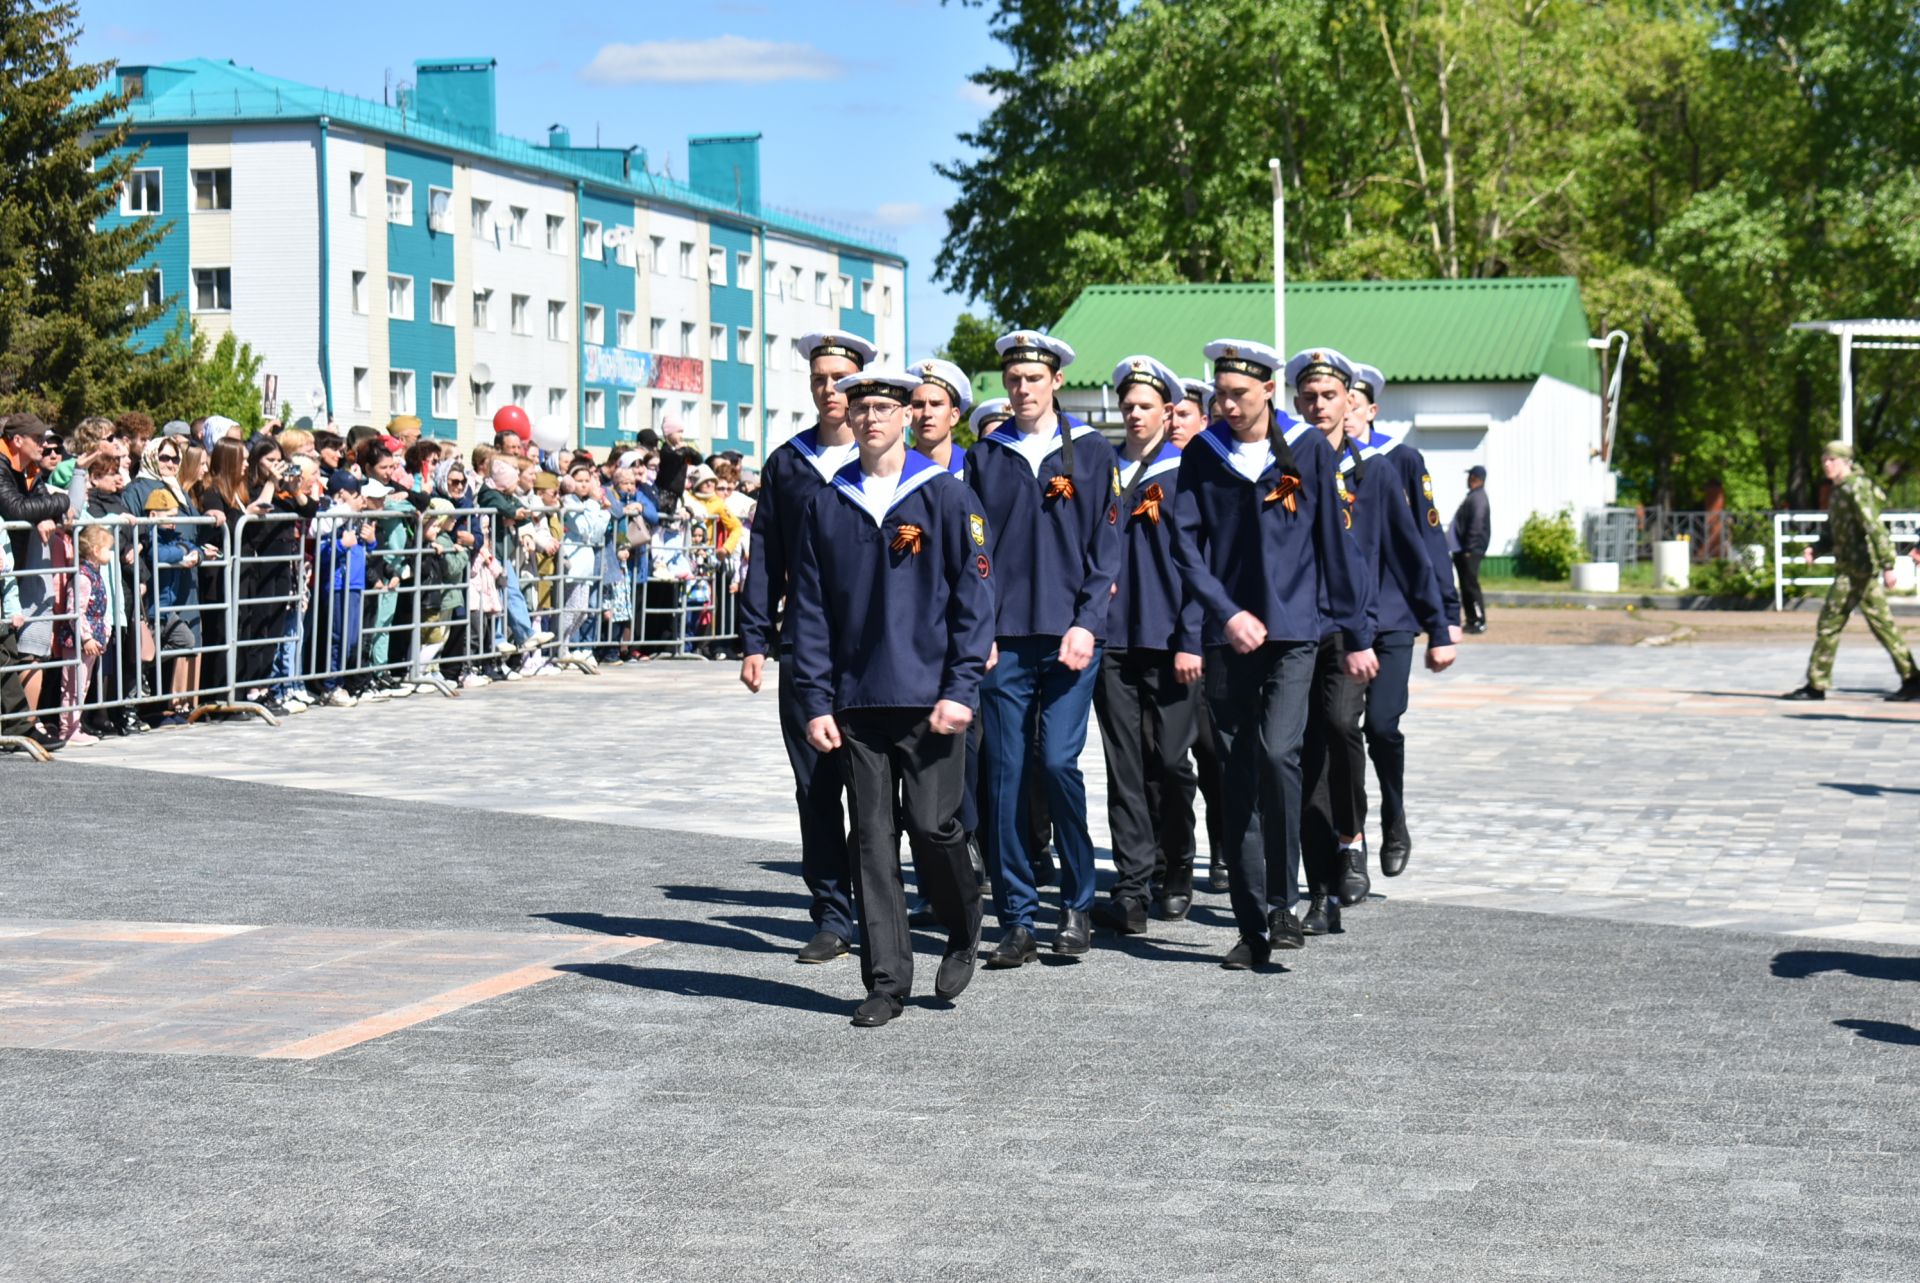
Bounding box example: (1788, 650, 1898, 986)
(1467, 465, 1487, 480)
(326, 471, 363, 496)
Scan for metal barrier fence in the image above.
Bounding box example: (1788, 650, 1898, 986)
(1586, 507, 1784, 565)
(1, 496, 741, 762)
(1771, 511, 1920, 611)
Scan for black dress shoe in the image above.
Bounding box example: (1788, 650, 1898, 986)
(1339, 848, 1371, 906)
(1381, 814, 1412, 877)
(907, 899, 938, 928)
(1301, 894, 1342, 936)
(1221, 936, 1271, 970)
(986, 926, 1039, 969)
(1207, 858, 1231, 894)
(1153, 893, 1192, 922)
(796, 931, 850, 964)
(1886, 674, 1920, 702)
(1092, 897, 1147, 936)
(1052, 908, 1092, 956)
(935, 948, 976, 1000)
(1033, 843, 1058, 888)
(851, 993, 902, 1027)
(1781, 684, 1825, 701)
(1267, 907, 1307, 950)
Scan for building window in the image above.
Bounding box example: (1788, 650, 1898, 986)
(508, 205, 528, 245)
(511, 383, 532, 408)
(546, 213, 565, 253)
(351, 270, 368, 314)
(546, 300, 566, 342)
(471, 197, 492, 239)
(860, 280, 874, 314)
(710, 402, 725, 436)
(138, 269, 164, 311)
(766, 260, 783, 301)
(510, 294, 530, 335)
(679, 322, 695, 357)
(736, 251, 752, 285)
(547, 387, 568, 420)
(616, 311, 635, 349)
(790, 265, 803, 299)
(651, 397, 667, 430)
(791, 411, 805, 436)
(838, 275, 852, 307)
(766, 333, 780, 371)
(813, 271, 829, 306)
(708, 247, 727, 286)
(191, 168, 232, 211)
(680, 400, 697, 433)
(679, 242, 695, 278)
(709, 324, 726, 358)
(582, 220, 602, 260)
(617, 392, 636, 430)
(431, 374, 455, 419)
(790, 337, 805, 368)
(473, 288, 492, 330)
(192, 267, 231, 312)
(385, 177, 411, 224)
(122, 71, 145, 99)
(348, 171, 365, 217)
(583, 304, 604, 346)
(387, 274, 413, 320)
(738, 404, 754, 437)
(427, 187, 452, 233)
(430, 281, 452, 326)
(474, 380, 493, 417)
(881, 284, 894, 317)
(352, 367, 369, 412)
(649, 317, 667, 350)
(390, 369, 415, 413)
(649, 235, 665, 275)
(123, 168, 162, 215)
(737, 328, 754, 365)
(584, 389, 605, 429)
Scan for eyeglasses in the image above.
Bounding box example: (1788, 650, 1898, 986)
(157, 452, 180, 464)
(848, 400, 906, 420)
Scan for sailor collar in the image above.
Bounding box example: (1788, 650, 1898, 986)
(830, 449, 945, 526)
(1119, 439, 1183, 488)
(1193, 417, 1312, 481)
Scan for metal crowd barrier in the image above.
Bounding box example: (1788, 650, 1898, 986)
(1772, 511, 1920, 610)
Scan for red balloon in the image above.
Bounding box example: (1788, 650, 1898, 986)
(492, 405, 532, 441)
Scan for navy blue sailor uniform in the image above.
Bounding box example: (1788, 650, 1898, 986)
(967, 415, 1121, 933)
(738, 426, 860, 944)
(1092, 438, 1208, 915)
(788, 452, 994, 1005)
(1169, 417, 1374, 946)
(1301, 437, 1449, 909)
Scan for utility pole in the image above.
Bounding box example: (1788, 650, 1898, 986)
(1270, 158, 1286, 357)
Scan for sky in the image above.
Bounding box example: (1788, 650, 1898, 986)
(71, 0, 1006, 360)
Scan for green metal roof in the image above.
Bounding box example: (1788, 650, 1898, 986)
(90, 59, 901, 261)
(976, 278, 1598, 398)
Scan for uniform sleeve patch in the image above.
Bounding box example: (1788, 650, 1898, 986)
(1111, 467, 1121, 497)
(1421, 473, 1434, 500)
(1427, 508, 1441, 527)
(969, 513, 986, 546)
(976, 554, 991, 579)
(1341, 508, 1353, 530)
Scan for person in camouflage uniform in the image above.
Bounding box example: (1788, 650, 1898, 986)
(1784, 440, 1920, 702)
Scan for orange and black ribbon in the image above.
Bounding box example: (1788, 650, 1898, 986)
(889, 523, 924, 555)
(1131, 482, 1165, 525)
(1264, 474, 1302, 513)
(1044, 475, 1076, 501)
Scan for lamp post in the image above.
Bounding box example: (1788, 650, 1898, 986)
(1270, 158, 1285, 356)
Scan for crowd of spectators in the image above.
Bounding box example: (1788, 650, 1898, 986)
(0, 408, 754, 753)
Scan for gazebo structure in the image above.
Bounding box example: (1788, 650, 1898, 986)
(1789, 318, 1920, 445)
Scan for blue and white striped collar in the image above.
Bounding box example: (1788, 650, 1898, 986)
(1361, 429, 1398, 455)
(980, 414, 1098, 452)
(830, 449, 945, 526)
(1120, 439, 1183, 486)
(1193, 414, 1310, 474)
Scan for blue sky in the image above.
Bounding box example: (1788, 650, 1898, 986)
(72, 0, 1005, 359)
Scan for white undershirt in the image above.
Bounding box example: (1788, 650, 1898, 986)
(1227, 435, 1274, 483)
(1011, 426, 1057, 475)
(857, 470, 900, 524)
(808, 438, 858, 482)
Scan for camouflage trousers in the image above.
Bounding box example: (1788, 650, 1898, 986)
(1805, 572, 1917, 690)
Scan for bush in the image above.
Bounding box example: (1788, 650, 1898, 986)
(1517, 506, 1581, 579)
(1688, 556, 1773, 600)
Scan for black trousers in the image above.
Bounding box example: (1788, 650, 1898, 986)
(838, 709, 981, 1000)
(777, 658, 854, 940)
(1206, 639, 1317, 939)
(1364, 630, 1416, 840)
(1093, 647, 1200, 903)
(1169, 690, 1225, 877)
(1453, 552, 1485, 627)
(1302, 634, 1369, 896)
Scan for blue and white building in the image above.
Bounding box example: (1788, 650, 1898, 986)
(95, 57, 908, 460)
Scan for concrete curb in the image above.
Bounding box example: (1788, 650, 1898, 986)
(1485, 589, 1920, 614)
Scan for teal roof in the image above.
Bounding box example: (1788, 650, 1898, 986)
(92, 59, 900, 261)
(973, 278, 1598, 398)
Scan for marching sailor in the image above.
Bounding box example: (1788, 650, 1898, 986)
(789, 369, 995, 1027)
(968, 330, 1121, 966)
(908, 358, 972, 479)
(1169, 340, 1376, 969)
(738, 329, 877, 965)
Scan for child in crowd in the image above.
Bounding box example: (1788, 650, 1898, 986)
(313, 473, 373, 706)
(56, 524, 116, 745)
(559, 463, 610, 660)
(139, 487, 201, 726)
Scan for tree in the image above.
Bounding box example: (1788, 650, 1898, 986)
(0, 0, 172, 426)
(935, 312, 1002, 377)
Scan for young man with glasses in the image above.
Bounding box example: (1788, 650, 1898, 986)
(739, 329, 878, 965)
(789, 369, 994, 1027)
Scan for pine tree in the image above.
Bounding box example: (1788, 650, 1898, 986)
(0, 0, 172, 425)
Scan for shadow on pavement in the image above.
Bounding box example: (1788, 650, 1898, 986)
(1820, 781, 1920, 797)
(1786, 712, 1920, 724)
(1771, 950, 1920, 982)
(534, 911, 792, 955)
(556, 962, 849, 1016)
(661, 884, 813, 911)
(1834, 1019, 1920, 1047)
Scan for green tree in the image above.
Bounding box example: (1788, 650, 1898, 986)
(935, 312, 1002, 376)
(0, 0, 171, 425)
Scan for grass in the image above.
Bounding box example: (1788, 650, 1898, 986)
(1482, 562, 1661, 594)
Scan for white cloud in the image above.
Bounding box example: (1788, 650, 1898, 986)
(956, 81, 1004, 109)
(873, 202, 931, 228)
(581, 36, 844, 86)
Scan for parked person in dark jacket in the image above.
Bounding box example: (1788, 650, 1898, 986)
(1450, 466, 1491, 633)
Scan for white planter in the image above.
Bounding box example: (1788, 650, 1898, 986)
(1571, 561, 1620, 593)
(1652, 540, 1691, 590)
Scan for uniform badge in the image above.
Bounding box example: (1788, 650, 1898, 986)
(1427, 508, 1441, 527)
(969, 513, 986, 546)
(1335, 474, 1354, 505)
(1221, 345, 1238, 359)
(1341, 509, 1352, 530)
(1107, 504, 1117, 524)
(976, 554, 991, 579)
(1045, 475, 1076, 501)
(1421, 473, 1434, 499)
(1110, 467, 1121, 497)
